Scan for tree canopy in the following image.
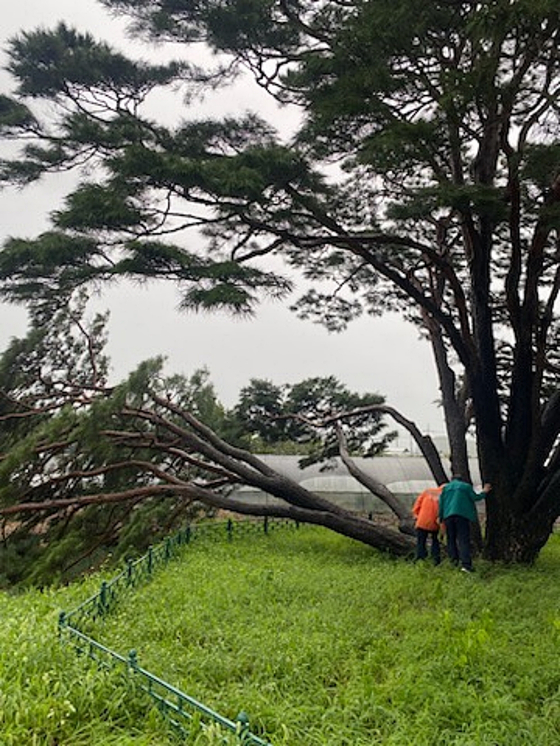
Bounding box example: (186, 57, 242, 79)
(1, 0, 560, 562)
(0, 297, 222, 585)
(230, 376, 395, 464)
(0, 298, 404, 585)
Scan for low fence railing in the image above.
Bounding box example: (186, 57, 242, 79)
(59, 518, 298, 744)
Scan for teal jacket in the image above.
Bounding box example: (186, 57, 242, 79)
(438, 478, 486, 523)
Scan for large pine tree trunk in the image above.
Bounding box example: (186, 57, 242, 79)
(483, 485, 556, 563)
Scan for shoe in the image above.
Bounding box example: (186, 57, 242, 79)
(460, 567, 474, 573)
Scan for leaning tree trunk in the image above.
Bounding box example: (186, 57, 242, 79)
(178, 482, 416, 555)
(335, 424, 415, 534)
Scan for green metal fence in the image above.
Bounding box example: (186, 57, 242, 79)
(59, 518, 298, 744)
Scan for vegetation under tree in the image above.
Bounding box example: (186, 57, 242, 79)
(0, 299, 408, 585)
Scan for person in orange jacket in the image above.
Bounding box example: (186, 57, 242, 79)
(412, 485, 444, 565)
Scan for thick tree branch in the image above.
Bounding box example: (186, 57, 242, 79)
(0, 484, 179, 516)
(335, 424, 414, 533)
(282, 403, 448, 485)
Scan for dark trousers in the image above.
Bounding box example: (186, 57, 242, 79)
(444, 515, 472, 570)
(415, 528, 441, 565)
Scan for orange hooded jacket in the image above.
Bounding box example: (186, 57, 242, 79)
(412, 486, 443, 532)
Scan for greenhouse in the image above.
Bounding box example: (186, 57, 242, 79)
(231, 455, 482, 514)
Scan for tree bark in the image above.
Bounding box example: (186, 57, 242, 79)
(335, 424, 415, 534)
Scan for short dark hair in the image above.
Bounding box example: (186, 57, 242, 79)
(452, 474, 471, 484)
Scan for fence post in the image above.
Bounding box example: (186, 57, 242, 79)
(263, 516, 269, 535)
(128, 649, 138, 671)
(236, 711, 250, 742)
(99, 581, 108, 615)
(126, 558, 134, 586)
(147, 547, 153, 574)
(58, 611, 66, 639)
(227, 518, 233, 542)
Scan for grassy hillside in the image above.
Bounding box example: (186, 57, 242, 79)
(0, 573, 178, 745)
(2, 527, 560, 745)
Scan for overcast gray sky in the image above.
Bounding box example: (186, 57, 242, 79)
(0, 1, 445, 445)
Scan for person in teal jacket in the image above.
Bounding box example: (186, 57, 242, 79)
(438, 476, 492, 572)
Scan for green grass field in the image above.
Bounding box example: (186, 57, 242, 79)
(2, 527, 560, 745)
